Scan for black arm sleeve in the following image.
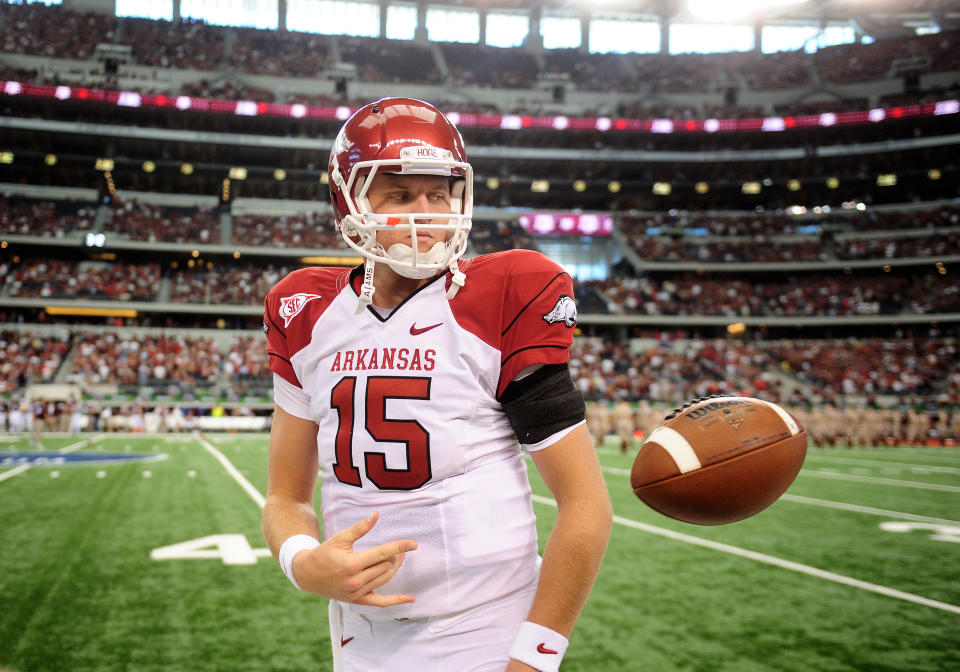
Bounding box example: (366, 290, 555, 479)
(500, 363, 586, 445)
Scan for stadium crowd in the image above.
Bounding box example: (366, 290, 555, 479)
(2, 3, 958, 118)
(1, 3, 958, 451)
(0, 329, 70, 393)
(170, 263, 291, 305)
(232, 213, 343, 248)
(5, 258, 160, 301)
(0, 197, 96, 237)
(66, 332, 221, 388)
(588, 271, 960, 317)
(105, 200, 221, 244)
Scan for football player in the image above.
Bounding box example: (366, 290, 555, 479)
(261, 98, 612, 672)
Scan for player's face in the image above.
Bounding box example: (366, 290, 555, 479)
(366, 173, 453, 252)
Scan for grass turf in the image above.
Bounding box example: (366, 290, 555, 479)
(1, 433, 958, 671)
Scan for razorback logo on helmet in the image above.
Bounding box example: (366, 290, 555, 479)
(542, 295, 577, 327)
(279, 292, 322, 328)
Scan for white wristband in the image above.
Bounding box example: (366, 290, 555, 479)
(278, 534, 320, 590)
(509, 621, 569, 672)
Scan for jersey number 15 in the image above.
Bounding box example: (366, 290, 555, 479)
(330, 375, 432, 490)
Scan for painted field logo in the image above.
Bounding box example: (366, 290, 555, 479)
(279, 292, 322, 328)
(0, 452, 165, 466)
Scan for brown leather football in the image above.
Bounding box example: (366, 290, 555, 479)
(630, 396, 807, 525)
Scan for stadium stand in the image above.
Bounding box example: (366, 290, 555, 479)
(0, 1, 957, 437)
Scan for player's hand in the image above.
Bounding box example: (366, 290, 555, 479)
(292, 510, 418, 607)
(504, 660, 538, 672)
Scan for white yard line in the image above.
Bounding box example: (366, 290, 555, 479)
(0, 463, 31, 483)
(599, 463, 959, 524)
(193, 432, 266, 509)
(190, 440, 960, 616)
(799, 469, 960, 492)
(531, 494, 960, 616)
(779, 494, 960, 526)
(828, 449, 960, 464)
(598, 463, 960, 493)
(805, 454, 960, 475)
(58, 435, 104, 455)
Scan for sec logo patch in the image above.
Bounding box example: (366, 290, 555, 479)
(279, 292, 322, 328)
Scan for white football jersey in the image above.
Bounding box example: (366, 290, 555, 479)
(265, 249, 577, 620)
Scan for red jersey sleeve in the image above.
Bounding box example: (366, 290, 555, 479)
(450, 250, 577, 398)
(498, 251, 576, 394)
(263, 267, 345, 388)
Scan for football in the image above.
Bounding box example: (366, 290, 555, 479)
(630, 396, 807, 525)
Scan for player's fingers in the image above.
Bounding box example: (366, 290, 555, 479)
(347, 553, 407, 598)
(352, 591, 416, 608)
(330, 510, 380, 547)
(350, 539, 418, 570)
(345, 553, 403, 589)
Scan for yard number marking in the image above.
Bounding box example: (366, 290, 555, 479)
(151, 534, 272, 565)
(879, 522, 960, 544)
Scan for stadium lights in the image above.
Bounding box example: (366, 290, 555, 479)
(607, 181, 622, 193)
(928, 169, 942, 180)
(877, 174, 897, 186)
(787, 179, 801, 191)
(181, 163, 194, 175)
(301, 256, 364, 266)
(320, 171, 329, 185)
(103, 171, 116, 196)
(44, 154, 57, 166)
(652, 182, 672, 195)
(229, 167, 248, 180)
(274, 169, 287, 181)
(741, 181, 761, 194)
(695, 182, 709, 194)
(95, 158, 114, 171)
(486, 177, 500, 190)
(233, 251, 241, 259)
(531, 180, 550, 193)
(727, 322, 747, 336)
(573, 180, 587, 192)
(826, 177, 840, 189)
(142, 161, 156, 173)
(0, 151, 13, 164)
(45, 306, 137, 318)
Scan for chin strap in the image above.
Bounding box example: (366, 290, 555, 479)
(358, 255, 465, 311)
(446, 260, 466, 300)
(355, 259, 376, 314)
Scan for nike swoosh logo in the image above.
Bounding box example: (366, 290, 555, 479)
(410, 322, 442, 336)
(340, 636, 354, 647)
(537, 643, 558, 655)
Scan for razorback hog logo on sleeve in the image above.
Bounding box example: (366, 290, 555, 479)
(278, 292, 322, 328)
(542, 294, 577, 327)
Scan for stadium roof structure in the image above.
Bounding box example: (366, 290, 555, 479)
(480, 0, 958, 35)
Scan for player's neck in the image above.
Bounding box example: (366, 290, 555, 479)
(371, 265, 438, 309)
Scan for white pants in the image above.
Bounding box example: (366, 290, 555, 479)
(329, 574, 537, 672)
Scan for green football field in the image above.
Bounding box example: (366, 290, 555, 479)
(1, 432, 958, 672)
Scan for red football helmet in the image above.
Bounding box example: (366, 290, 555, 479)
(328, 98, 473, 305)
